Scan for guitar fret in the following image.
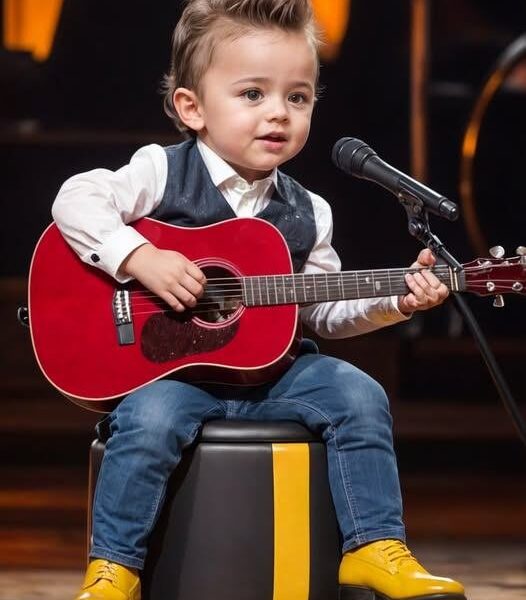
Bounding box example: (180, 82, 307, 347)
(365, 271, 374, 298)
(298, 273, 305, 303)
(284, 275, 295, 303)
(375, 271, 383, 294)
(342, 272, 354, 300)
(257, 276, 262, 306)
(338, 273, 344, 300)
(371, 271, 376, 296)
(241, 278, 248, 306)
(448, 267, 458, 292)
(249, 276, 255, 307)
(387, 271, 402, 296)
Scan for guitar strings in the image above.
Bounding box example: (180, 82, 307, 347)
(127, 266, 455, 302)
(128, 278, 521, 317)
(125, 260, 512, 293)
(120, 263, 520, 312)
(129, 277, 518, 305)
(130, 267, 449, 295)
(125, 260, 513, 298)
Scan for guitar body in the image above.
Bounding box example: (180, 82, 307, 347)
(28, 218, 300, 412)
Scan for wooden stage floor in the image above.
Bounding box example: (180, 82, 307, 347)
(1, 454, 526, 600)
(0, 541, 525, 600)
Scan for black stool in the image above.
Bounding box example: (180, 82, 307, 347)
(88, 420, 341, 600)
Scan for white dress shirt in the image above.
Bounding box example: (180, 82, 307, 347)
(52, 138, 409, 338)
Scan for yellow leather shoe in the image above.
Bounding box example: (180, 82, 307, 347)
(339, 539, 466, 600)
(74, 559, 141, 600)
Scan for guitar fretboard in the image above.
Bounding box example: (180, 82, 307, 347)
(242, 266, 462, 307)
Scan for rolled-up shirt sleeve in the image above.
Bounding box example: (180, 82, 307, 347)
(300, 192, 410, 338)
(51, 143, 167, 282)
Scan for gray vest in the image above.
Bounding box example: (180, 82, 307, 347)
(150, 140, 316, 273)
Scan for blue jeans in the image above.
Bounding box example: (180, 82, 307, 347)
(91, 348, 405, 569)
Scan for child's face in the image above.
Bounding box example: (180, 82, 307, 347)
(194, 27, 317, 182)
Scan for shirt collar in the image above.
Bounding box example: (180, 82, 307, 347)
(196, 137, 278, 193)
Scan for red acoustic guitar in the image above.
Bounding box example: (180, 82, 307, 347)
(27, 217, 526, 412)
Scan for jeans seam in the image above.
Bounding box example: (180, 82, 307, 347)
(141, 403, 221, 541)
(335, 433, 366, 544)
(261, 396, 366, 544)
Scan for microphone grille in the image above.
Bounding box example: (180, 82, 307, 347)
(331, 137, 377, 176)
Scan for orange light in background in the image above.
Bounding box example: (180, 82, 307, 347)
(3, 0, 64, 61)
(312, 0, 351, 61)
(2, 0, 351, 63)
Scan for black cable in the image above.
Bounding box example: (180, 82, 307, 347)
(451, 292, 526, 448)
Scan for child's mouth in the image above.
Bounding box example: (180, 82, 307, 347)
(258, 134, 287, 146)
(259, 131, 287, 140)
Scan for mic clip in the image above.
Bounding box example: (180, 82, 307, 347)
(398, 188, 463, 272)
(397, 188, 426, 217)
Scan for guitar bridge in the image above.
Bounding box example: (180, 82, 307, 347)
(112, 289, 135, 345)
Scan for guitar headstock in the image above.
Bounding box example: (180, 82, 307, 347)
(462, 247, 526, 304)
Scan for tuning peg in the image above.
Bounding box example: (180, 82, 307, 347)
(515, 246, 526, 256)
(493, 295, 505, 308)
(489, 246, 505, 258)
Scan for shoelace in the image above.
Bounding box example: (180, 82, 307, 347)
(94, 561, 118, 583)
(382, 541, 416, 567)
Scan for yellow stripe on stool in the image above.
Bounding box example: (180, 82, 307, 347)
(272, 443, 310, 600)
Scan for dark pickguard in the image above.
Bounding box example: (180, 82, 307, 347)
(141, 312, 239, 363)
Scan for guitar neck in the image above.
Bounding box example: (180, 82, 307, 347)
(242, 265, 465, 307)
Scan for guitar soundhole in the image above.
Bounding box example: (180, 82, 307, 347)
(195, 265, 242, 325)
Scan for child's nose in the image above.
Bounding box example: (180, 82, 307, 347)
(267, 97, 289, 121)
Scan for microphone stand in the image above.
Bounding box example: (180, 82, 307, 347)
(398, 190, 526, 448)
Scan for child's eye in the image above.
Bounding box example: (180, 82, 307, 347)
(243, 89, 263, 101)
(288, 93, 307, 104)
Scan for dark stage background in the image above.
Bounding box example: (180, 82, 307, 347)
(1, 0, 525, 569)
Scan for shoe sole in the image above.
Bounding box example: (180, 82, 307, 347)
(339, 586, 467, 600)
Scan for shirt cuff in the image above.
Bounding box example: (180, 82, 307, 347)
(84, 225, 150, 283)
(387, 295, 412, 322)
(367, 296, 413, 327)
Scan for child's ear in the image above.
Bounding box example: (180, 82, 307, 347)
(173, 88, 205, 132)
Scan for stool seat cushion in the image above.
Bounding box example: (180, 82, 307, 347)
(197, 419, 319, 443)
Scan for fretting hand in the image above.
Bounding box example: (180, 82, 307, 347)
(398, 248, 449, 315)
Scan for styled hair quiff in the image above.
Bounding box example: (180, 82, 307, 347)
(163, 0, 321, 135)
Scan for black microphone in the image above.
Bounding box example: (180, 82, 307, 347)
(331, 137, 459, 221)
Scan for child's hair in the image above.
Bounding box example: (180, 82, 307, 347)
(163, 0, 321, 135)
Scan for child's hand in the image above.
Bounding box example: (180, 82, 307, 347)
(121, 244, 206, 312)
(397, 248, 449, 315)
